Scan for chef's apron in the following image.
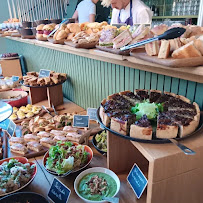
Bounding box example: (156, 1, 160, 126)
(118, 0, 133, 26)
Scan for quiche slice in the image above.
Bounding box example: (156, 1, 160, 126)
(134, 89, 149, 101)
(119, 90, 140, 105)
(149, 90, 162, 103)
(130, 115, 153, 140)
(110, 113, 136, 135)
(156, 112, 178, 139)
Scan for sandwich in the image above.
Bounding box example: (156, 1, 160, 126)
(50, 130, 66, 137)
(113, 29, 133, 49)
(10, 143, 28, 155)
(172, 41, 202, 59)
(27, 141, 43, 152)
(24, 134, 40, 142)
(40, 137, 55, 148)
(158, 40, 170, 59)
(9, 137, 25, 145)
(145, 41, 160, 56)
(43, 24, 55, 38)
(99, 28, 118, 47)
(131, 25, 151, 43)
(36, 24, 45, 39)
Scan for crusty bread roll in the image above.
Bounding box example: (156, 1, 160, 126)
(172, 41, 202, 59)
(194, 38, 203, 55)
(56, 30, 68, 40)
(158, 40, 170, 59)
(65, 27, 70, 34)
(66, 33, 75, 41)
(53, 30, 60, 40)
(67, 23, 81, 33)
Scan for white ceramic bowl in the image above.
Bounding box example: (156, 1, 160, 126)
(74, 167, 120, 203)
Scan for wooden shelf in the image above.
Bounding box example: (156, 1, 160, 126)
(3, 36, 203, 83)
(153, 15, 198, 19)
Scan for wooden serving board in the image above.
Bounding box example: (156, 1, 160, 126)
(64, 40, 97, 49)
(36, 36, 48, 41)
(130, 50, 203, 68)
(48, 37, 64, 45)
(96, 45, 130, 56)
(21, 35, 36, 39)
(11, 33, 21, 37)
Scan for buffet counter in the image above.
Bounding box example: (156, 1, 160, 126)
(4, 36, 203, 83)
(1, 36, 203, 111)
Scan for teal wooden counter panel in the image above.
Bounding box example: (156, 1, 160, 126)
(2, 38, 203, 110)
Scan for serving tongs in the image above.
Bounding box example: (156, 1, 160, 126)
(42, 105, 54, 117)
(120, 27, 186, 51)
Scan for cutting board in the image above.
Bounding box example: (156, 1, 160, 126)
(48, 37, 64, 45)
(96, 45, 130, 56)
(64, 40, 97, 49)
(130, 50, 203, 68)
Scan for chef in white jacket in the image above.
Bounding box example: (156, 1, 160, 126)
(102, 0, 152, 25)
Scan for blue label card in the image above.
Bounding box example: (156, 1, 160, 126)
(12, 76, 19, 82)
(127, 163, 148, 199)
(73, 115, 89, 128)
(48, 178, 71, 203)
(87, 108, 98, 121)
(39, 69, 51, 78)
(0, 119, 10, 130)
(7, 119, 16, 137)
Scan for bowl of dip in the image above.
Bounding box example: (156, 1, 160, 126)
(74, 167, 120, 203)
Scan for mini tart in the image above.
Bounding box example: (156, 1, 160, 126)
(13, 107, 18, 113)
(32, 109, 40, 115)
(19, 106, 27, 113)
(17, 113, 26, 120)
(26, 104, 33, 110)
(9, 114, 18, 121)
(26, 112, 34, 118)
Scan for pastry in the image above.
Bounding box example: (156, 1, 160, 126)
(27, 141, 43, 152)
(24, 134, 40, 142)
(37, 131, 51, 138)
(9, 114, 18, 121)
(9, 137, 24, 145)
(10, 143, 28, 155)
(26, 112, 34, 118)
(40, 137, 55, 148)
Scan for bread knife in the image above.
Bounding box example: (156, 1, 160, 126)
(120, 27, 186, 51)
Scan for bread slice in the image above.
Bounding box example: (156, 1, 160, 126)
(145, 41, 159, 56)
(172, 41, 202, 59)
(158, 40, 170, 59)
(27, 141, 43, 152)
(169, 38, 181, 52)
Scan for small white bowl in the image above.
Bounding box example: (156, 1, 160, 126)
(74, 167, 120, 203)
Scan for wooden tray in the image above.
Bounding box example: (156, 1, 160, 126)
(64, 40, 97, 49)
(96, 45, 130, 56)
(48, 37, 64, 45)
(11, 33, 21, 37)
(36, 36, 48, 41)
(130, 50, 203, 68)
(21, 35, 36, 39)
(0, 56, 19, 60)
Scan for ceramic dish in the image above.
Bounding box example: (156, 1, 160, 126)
(74, 167, 120, 203)
(43, 142, 93, 176)
(0, 157, 37, 197)
(0, 192, 49, 203)
(91, 131, 107, 155)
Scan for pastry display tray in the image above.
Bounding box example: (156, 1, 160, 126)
(21, 80, 66, 88)
(96, 107, 203, 144)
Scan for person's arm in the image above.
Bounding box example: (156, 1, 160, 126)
(72, 10, 79, 23)
(89, 14, 96, 22)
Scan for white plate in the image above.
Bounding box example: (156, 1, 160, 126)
(74, 167, 120, 203)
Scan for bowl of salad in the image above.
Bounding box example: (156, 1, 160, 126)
(0, 157, 37, 197)
(43, 141, 93, 176)
(92, 131, 107, 155)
